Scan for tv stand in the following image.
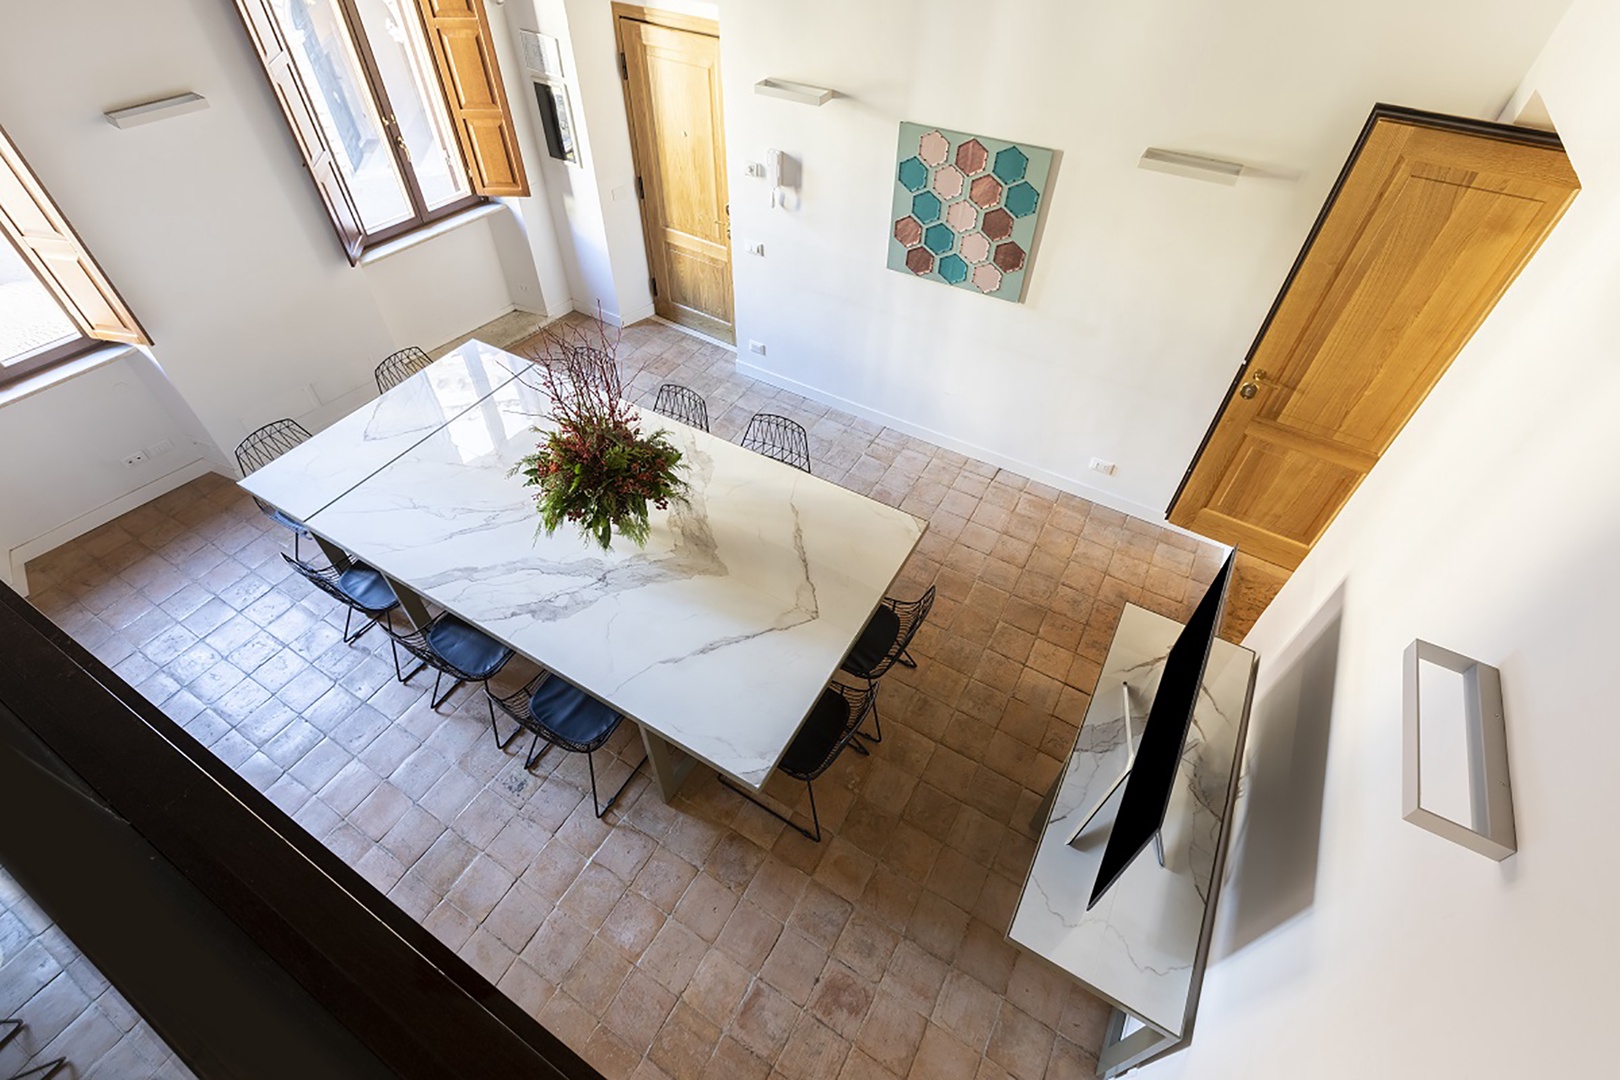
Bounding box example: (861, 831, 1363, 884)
(1009, 603, 1257, 1077)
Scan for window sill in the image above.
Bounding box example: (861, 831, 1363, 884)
(358, 202, 504, 266)
(0, 344, 137, 409)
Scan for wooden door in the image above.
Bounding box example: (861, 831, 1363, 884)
(1169, 106, 1578, 570)
(616, 8, 733, 342)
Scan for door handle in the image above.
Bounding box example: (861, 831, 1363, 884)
(1238, 369, 1270, 400)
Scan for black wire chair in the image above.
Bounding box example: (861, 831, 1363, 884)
(650, 383, 709, 432)
(384, 613, 514, 725)
(492, 672, 648, 818)
(281, 553, 400, 643)
(739, 413, 811, 473)
(235, 419, 314, 559)
(838, 585, 936, 747)
(718, 679, 876, 842)
(374, 345, 434, 393)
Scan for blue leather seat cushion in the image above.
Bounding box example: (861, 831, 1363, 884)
(842, 605, 899, 677)
(780, 688, 850, 778)
(529, 676, 620, 748)
(337, 563, 398, 613)
(426, 615, 512, 678)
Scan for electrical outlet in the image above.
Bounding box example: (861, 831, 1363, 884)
(745, 242, 765, 257)
(147, 438, 175, 457)
(123, 451, 147, 468)
(1089, 457, 1116, 476)
(749, 340, 767, 356)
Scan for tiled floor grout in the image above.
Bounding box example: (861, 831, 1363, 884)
(25, 314, 1226, 1080)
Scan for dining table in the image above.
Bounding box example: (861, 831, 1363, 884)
(238, 340, 927, 801)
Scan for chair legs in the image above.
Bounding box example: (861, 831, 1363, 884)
(718, 774, 822, 842)
(341, 605, 383, 644)
(430, 669, 466, 710)
(588, 749, 649, 818)
(387, 637, 428, 684)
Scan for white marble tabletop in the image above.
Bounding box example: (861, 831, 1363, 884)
(1009, 603, 1255, 1039)
(238, 340, 531, 522)
(254, 344, 925, 790)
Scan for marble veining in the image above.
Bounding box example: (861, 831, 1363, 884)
(1009, 603, 1255, 1038)
(238, 341, 532, 523)
(279, 348, 924, 790)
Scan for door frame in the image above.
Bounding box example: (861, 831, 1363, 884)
(1166, 103, 1569, 517)
(611, 3, 733, 340)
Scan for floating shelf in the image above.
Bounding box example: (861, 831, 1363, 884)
(754, 78, 835, 107)
(1137, 147, 1244, 186)
(104, 93, 209, 129)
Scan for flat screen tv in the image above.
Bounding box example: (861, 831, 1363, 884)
(1086, 549, 1235, 911)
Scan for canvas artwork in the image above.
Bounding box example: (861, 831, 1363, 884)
(887, 122, 1054, 302)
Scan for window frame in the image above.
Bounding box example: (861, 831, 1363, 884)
(0, 122, 149, 389)
(326, 0, 484, 246)
(236, 0, 528, 263)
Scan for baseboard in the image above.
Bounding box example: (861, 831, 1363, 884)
(574, 301, 624, 327)
(734, 359, 1174, 527)
(652, 316, 737, 352)
(7, 457, 214, 596)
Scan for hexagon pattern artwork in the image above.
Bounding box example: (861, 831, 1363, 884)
(888, 122, 1053, 302)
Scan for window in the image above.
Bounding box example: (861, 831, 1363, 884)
(0, 123, 149, 387)
(236, 0, 528, 262)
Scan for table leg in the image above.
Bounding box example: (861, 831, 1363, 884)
(639, 724, 696, 802)
(380, 573, 432, 631)
(311, 534, 348, 565)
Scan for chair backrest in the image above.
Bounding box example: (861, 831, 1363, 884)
(281, 552, 356, 608)
(374, 346, 434, 393)
(235, 419, 312, 476)
(739, 413, 811, 473)
(886, 584, 936, 668)
(651, 383, 709, 432)
(791, 680, 877, 782)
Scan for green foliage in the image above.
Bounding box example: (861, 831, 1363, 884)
(509, 323, 687, 551)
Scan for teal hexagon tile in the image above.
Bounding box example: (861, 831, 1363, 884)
(923, 222, 956, 255)
(1005, 181, 1039, 217)
(938, 253, 969, 284)
(992, 146, 1028, 183)
(897, 156, 929, 192)
(912, 190, 943, 224)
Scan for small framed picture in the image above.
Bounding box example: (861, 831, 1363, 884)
(518, 30, 564, 80)
(534, 81, 578, 165)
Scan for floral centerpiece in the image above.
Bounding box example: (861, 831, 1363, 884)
(511, 324, 686, 551)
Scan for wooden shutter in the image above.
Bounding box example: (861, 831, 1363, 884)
(234, 0, 366, 263)
(0, 124, 150, 346)
(414, 0, 530, 197)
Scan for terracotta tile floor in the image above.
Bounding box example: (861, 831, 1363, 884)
(25, 317, 1226, 1080)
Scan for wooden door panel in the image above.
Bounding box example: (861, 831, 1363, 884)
(618, 11, 733, 341)
(1207, 438, 1363, 542)
(664, 243, 730, 331)
(642, 41, 725, 242)
(1169, 107, 1578, 573)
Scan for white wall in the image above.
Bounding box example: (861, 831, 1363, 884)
(1141, 2, 1620, 1076)
(0, 354, 210, 591)
(714, 0, 1570, 518)
(0, 0, 567, 590)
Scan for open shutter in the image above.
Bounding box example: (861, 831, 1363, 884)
(234, 0, 366, 263)
(0, 125, 150, 346)
(414, 0, 530, 197)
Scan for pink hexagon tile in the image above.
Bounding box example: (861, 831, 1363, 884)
(945, 199, 978, 232)
(931, 165, 965, 200)
(959, 232, 990, 264)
